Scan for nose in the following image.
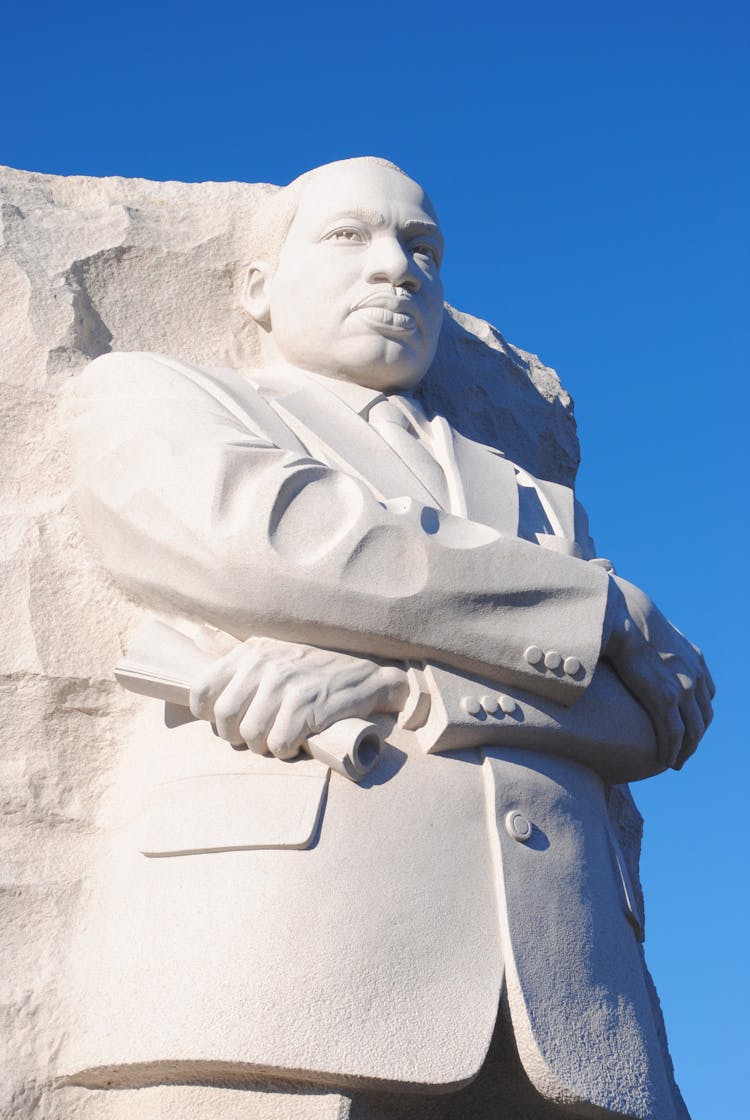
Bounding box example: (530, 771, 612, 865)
(364, 236, 420, 292)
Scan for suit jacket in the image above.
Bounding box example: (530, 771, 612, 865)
(63, 352, 678, 1119)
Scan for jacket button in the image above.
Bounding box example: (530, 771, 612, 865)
(461, 695, 482, 716)
(505, 810, 533, 842)
(564, 656, 581, 676)
(544, 650, 562, 670)
(524, 645, 543, 665)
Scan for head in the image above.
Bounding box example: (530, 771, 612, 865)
(243, 157, 445, 392)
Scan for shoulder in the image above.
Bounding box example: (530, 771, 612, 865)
(70, 353, 304, 453)
(78, 351, 246, 396)
(81, 349, 190, 383)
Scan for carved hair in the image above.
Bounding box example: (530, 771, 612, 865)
(250, 156, 409, 268)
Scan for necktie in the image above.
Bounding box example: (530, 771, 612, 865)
(368, 396, 448, 509)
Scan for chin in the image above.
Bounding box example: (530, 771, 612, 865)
(343, 362, 426, 394)
(343, 339, 432, 393)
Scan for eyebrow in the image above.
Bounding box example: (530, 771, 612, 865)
(321, 207, 387, 227)
(322, 209, 444, 246)
(402, 219, 444, 245)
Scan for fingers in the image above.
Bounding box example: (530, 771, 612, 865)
(612, 646, 687, 770)
(239, 676, 304, 759)
(265, 682, 361, 758)
(673, 664, 715, 768)
(189, 652, 241, 722)
(653, 695, 686, 772)
(189, 645, 262, 745)
(674, 685, 704, 769)
(212, 666, 261, 745)
(190, 645, 266, 748)
(607, 594, 715, 770)
(187, 639, 397, 761)
(695, 674, 714, 729)
(266, 688, 319, 759)
(652, 668, 714, 770)
(190, 647, 333, 759)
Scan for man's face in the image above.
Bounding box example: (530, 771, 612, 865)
(262, 163, 445, 391)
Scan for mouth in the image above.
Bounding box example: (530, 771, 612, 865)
(356, 305, 418, 334)
(353, 293, 420, 336)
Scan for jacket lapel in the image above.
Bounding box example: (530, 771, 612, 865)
(242, 365, 571, 547)
(160, 359, 310, 455)
(447, 427, 520, 536)
(257, 372, 441, 506)
(532, 476, 577, 540)
(446, 422, 578, 550)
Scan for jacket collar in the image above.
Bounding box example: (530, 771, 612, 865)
(247, 364, 575, 545)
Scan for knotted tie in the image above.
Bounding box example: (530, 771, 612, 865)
(367, 396, 448, 509)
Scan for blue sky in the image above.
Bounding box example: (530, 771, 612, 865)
(3, 1, 747, 1114)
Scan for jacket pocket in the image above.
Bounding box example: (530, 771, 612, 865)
(134, 763, 329, 857)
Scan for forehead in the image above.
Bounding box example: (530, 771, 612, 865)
(290, 164, 440, 236)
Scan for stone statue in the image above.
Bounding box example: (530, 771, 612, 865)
(61, 157, 713, 1120)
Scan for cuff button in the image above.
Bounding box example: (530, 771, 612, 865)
(499, 694, 517, 715)
(505, 810, 533, 842)
(461, 695, 482, 717)
(524, 645, 544, 666)
(544, 650, 562, 670)
(480, 694, 499, 714)
(563, 656, 581, 676)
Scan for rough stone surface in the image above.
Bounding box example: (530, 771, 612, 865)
(0, 164, 684, 1120)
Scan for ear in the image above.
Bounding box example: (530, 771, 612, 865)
(242, 261, 273, 327)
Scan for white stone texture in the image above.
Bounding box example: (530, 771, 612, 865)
(0, 164, 687, 1120)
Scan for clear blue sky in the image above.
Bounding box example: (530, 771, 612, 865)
(3, 1, 747, 1115)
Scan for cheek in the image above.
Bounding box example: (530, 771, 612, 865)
(271, 277, 323, 330)
(418, 268, 444, 307)
(424, 290, 445, 336)
(428, 274, 445, 305)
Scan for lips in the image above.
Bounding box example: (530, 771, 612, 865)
(353, 292, 420, 334)
(358, 305, 417, 331)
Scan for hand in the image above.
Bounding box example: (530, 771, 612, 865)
(189, 636, 409, 759)
(604, 576, 715, 770)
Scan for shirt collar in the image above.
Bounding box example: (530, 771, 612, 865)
(303, 369, 384, 417)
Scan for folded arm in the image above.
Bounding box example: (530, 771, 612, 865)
(602, 576, 714, 769)
(71, 352, 714, 771)
(70, 352, 611, 706)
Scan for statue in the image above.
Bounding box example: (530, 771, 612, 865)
(63, 157, 713, 1120)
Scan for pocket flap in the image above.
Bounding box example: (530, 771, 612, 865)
(134, 765, 329, 856)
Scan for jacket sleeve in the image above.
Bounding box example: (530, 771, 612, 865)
(69, 351, 612, 706)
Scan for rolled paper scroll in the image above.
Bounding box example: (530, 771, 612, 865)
(114, 621, 383, 783)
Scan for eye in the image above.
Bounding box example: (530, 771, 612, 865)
(410, 242, 440, 266)
(325, 227, 366, 244)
